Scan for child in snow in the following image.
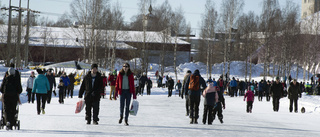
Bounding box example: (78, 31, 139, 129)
(244, 85, 255, 113)
(58, 79, 65, 104)
(202, 82, 218, 125)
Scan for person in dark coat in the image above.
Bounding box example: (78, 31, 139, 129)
(265, 80, 271, 101)
(58, 79, 65, 104)
(146, 77, 152, 95)
(175, 80, 182, 97)
(139, 72, 148, 96)
(212, 86, 225, 124)
(46, 70, 56, 103)
(184, 69, 207, 124)
(258, 80, 265, 101)
(270, 77, 284, 112)
(0, 67, 22, 130)
(79, 64, 104, 125)
(167, 77, 174, 97)
(288, 79, 301, 113)
(181, 70, 192, 116)
(67, 73, 75, 98)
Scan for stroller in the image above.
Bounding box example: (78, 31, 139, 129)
(0, 100, 20, 130)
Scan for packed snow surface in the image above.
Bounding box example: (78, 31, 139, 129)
(0, 61, 319, 137)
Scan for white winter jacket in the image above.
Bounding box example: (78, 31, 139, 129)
(27, 76, 36, 89)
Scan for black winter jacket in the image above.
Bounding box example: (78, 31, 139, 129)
(79, 71, 104, 102)
(270, 82, 284, 98)
(0, 71, 22, 96)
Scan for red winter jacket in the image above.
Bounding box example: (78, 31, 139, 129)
(115, 72, 137, 99)
(108, 75, 116, 86)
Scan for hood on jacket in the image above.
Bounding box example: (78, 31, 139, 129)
(193, 69, 200, 76)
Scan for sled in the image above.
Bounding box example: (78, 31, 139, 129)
(75, 99, 85, 114)
(129, 100, 139, 116)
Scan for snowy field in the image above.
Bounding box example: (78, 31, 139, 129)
(0, 61, 320, 137)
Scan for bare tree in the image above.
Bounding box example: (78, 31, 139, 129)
(200, 0, 218, 79)
(238, 11, 259, 81)
(260, 0, 281, 80)
(172, 6, 186, 82)
(220, 0, 244, 80)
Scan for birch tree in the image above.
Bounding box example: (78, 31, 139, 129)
(200, 0, 218, 78)
(220, 0, 244, 81)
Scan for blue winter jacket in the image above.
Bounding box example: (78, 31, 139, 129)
(258, 82, 265, 92)
(32, 74, 50, 94)
(61, 76, 70, 87)
(230, 80, 237, 87)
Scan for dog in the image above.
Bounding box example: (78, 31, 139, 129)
(301, 107, 305, 113)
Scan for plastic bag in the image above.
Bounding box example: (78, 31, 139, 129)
(75, 99, 85, 114)
(129, 100, 139, 116)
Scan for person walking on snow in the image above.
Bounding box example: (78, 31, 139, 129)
(167, 77, 174, 97)
(230, 77, 237, 97)
(288, 79, 301, 113)
(184, 69, 207, 124)
(181, 70, 192, 116)
(46, 69, 56, 103)
(0, 66, 22, 130)
(146, 77, 152, 95)
(270, 77, 284, 112)
(108, 72, 117, 100)
(212, 86, 225, 124)
(26, 71, 36, 103)
(32, 69, 50, 115)
(244, 85, 255, 113)
(202, 82, 218, 125)
(79, 64, 104, 125)
(115, 63, 137, 126)
(175, 80, 182, 97)
(60, 72, 70, 99)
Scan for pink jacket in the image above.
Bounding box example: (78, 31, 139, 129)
(244, 90, 254, 102)
(203, 83, 218, 103)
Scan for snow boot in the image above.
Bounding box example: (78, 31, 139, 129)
(190, 118, 194, 124)
(93, 121, 98, 125)
(119, 116, 123, 124)
(194, 119, 198, 124)
(219, 118, 224, 124)
(124, 120, 129, 126)
(87, 121, 91, 125)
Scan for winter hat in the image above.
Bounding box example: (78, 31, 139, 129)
(187, 70, 191, 73)
(8, 68, 15, 75)
(91, 64, 98, 69)
(194, 69, 200, 74)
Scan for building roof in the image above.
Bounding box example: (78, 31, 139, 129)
(0, 25, 190, 48)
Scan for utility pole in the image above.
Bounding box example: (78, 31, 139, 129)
(16, 0, 22, 68)
(6, 0, 12, 67)
(24, 0, 30, 67)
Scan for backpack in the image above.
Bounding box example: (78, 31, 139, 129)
(188, 74, 200, 91)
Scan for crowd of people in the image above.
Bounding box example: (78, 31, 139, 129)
(1, 62, 319, 130)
